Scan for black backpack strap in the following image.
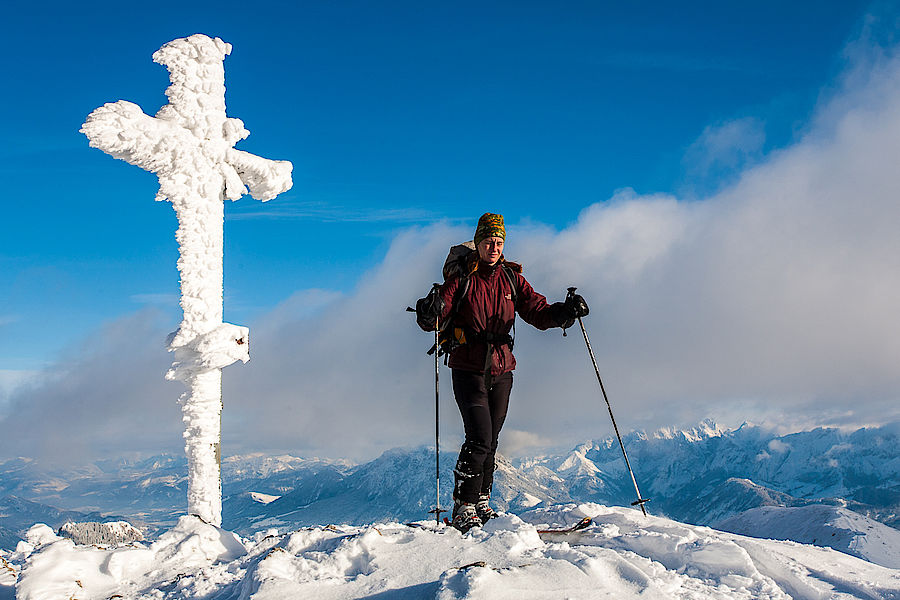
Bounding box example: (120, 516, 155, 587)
(501, 265, 519, 351)
(501, 265, 519, 306)
(452, 275, 471, 315)
(426, 275, 470, 358)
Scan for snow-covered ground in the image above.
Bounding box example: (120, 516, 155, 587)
(716, 504, 900, 569)
(5, 504, 899, 599)
(0, 549, 14, 600)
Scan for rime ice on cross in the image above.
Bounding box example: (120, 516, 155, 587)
(81, 34, 293, 526)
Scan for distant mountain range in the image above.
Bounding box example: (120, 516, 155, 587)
(2, 420, 898, 560)
(515, 419, 900, 528)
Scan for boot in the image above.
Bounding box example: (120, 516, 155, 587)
(475, 494, 497, 524)
(451, 500, 481, 533)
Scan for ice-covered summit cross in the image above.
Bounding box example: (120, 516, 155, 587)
(81, 34, 293, 526)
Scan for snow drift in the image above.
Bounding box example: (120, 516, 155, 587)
(6, 504, 900, 599)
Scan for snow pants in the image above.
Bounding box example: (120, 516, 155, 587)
(451, 369, 513, 504)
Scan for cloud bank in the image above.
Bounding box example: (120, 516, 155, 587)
(3, 34, 900, 464)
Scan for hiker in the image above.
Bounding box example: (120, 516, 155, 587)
(415, 212, 589, 532)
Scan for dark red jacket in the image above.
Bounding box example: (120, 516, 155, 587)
(438, 259, 561, 375)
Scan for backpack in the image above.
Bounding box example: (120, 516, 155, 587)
(432, 242, 520, 359)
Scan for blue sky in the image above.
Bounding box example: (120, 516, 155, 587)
(3, 1, 900, 462)
(3, 0, 872, 371)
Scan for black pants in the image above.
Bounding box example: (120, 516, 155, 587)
(451, 369, 513, 504)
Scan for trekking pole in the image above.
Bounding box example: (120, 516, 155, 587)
(408, 283, 447, 525)
(428, 310, 446, 525)
(567, 287, 650, 516)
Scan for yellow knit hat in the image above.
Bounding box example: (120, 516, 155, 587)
(474, 213, 505, 246)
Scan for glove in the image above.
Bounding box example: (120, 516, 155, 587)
(549, 302, 576, 330)
(550, 293, 589, 330)
(415, 287, 444, 332)
(564, 293, 589, 319)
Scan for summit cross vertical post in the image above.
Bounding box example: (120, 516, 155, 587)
(81, 34, 293, 526)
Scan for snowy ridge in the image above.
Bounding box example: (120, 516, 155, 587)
(716, 505, 900, 569)
(515, 420, 900, 527)
(221, 454, 349, 480)
(6, 504, 900, 599)
(226, 448, 558, 534)
(645, 417, 731, 442)
(0, 496, 121, 553)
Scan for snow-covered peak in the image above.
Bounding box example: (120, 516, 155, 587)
(643, 417, 730, 442)
(249, 492, 280, 505)
(556, 449, 603, 476)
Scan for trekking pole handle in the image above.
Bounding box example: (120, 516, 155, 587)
(561, 287, 578, 337)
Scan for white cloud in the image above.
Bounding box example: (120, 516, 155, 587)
(0, 369, 38, 415)
(255, 288, 344, 327)
(0, 370, 36, 392)
(767, 440, 791, 454)
(499, 429, 557, 458)
(227, 200, 441, 223)
(221, 225, 473, 459)
(0, 310, 182, 463)
(683, 116, 766, 187)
